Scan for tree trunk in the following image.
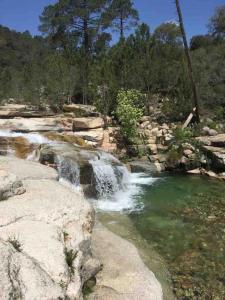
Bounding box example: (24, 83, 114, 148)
(82, 0, 89, 105)
(83, 18, 89, 105)
(175, 0, 200, 123)
(120, 11, 124, 40)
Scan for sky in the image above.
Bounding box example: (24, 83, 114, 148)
(0, 0, 224, 40)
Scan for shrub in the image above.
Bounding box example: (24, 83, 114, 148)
(173, 127, 194, 142)
(116, 89, 145, 142)
(167, 145, 183, 167)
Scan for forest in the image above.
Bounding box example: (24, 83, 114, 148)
(0, 1, 225, 123)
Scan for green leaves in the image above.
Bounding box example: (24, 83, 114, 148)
(208, 5, 225, 38)
(116, 89, 145, 142)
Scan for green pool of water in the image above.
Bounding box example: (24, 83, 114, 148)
(98, 175, 225, 300)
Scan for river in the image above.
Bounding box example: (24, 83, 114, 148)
(0, 130, 224, 299)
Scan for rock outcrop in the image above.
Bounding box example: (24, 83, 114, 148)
(73, 128, 104, 146)
(129, 160, 159, 174)
(73, 117, 104, 130)
(88, 223, 163, 300)
(63, 104, 99, 117)
(0, 104, 54, 118)
(0, 117, 72, 132)
(0, 156, 99, 300)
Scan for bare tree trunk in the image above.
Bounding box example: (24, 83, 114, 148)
(175, 0, 200, 123)
(82, 0, 89, 105)
(120, 11, 124, 40)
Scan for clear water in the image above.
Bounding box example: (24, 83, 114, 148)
(1, 129, 224, 299)
(98, 174, 225, 300)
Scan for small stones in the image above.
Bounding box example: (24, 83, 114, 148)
(202, 126, 218, 136)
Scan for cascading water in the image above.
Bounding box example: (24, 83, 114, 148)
(89, 151, 158, 212)
(0, 130, 49, 144)
(90, 159, 120, 198)
(56, 156, 80, 187)
(0, 129, 158, 212)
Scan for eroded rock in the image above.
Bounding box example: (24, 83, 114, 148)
(0, 157, 98, 299)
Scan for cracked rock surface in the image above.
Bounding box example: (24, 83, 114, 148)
(0, 156, 99, 300)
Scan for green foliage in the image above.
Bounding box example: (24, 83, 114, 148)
(116, 89, 145, 142)
(208, 5, 225, 38)
(167, 145, 183, 166)
(83, 277, 96, 299)
(190, 35, 215, 51)
(64, 248, 77, 275)
(215, 106, 225, 120)
(173, 127, 194, 142)
(154, 22, 182, 46)
(104, 0, 139, 39)
(0, 3, 225, 120)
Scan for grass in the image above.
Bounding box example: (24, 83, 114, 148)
(64, 248, 77, 275)
(7, 236, 22, 252)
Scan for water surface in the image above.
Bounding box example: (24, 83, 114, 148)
(98, 174, 225, 300)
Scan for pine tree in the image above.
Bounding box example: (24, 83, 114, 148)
(39, 0, 110, 104)
(105, 0, 139, 40)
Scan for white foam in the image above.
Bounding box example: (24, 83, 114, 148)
(0, 130, 49, 144)
(91, 172, 158, 212)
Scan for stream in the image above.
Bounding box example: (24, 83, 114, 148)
(0, 130, 224, 299)
(98, 174, 225, 300)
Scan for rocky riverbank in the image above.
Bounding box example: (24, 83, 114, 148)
(1, 102, 225, 182)
(0, 103, 163, 299)
(0, 156, 100, 299)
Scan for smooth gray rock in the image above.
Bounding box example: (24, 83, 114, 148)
(129, 160, 158, 173)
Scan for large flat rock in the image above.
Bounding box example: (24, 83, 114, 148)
(0, 104, 54, 118)
(196, 134, 225, 147)
(0, 117, 72, 132)
(74, 128, 104, 145)
(63, 104, 99, 117)
(0, 156, 58, 180)
(89, 224, 163, 300)
(202, 145, 225, 171)
(73, 117, 104, 130)
(0, 157, 98, 299)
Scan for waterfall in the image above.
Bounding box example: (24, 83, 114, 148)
(0, 129, 158, 212)
(90, 159, 120, 199)
(56, 156, 80, 187)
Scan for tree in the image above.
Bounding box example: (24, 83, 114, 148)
(190, 34, 215, 51)
(39, 0, 111, 104)
(154, 22, 182, 46)
(208, 5, 225, 38)
(175, 0, 200, 123)
(105, 0, 139, 40)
